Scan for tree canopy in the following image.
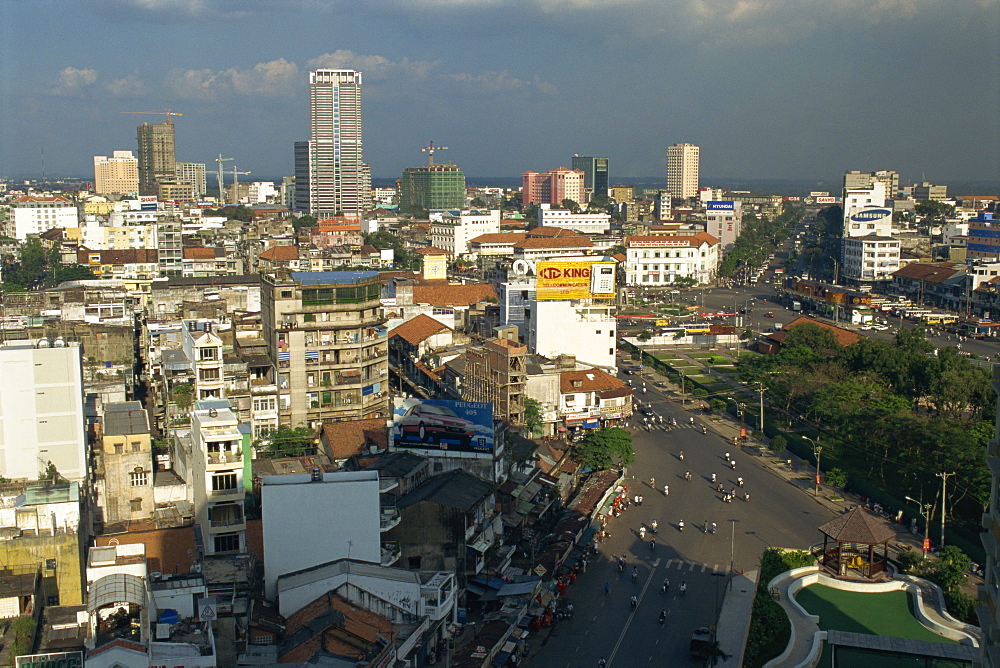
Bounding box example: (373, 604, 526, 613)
(572, 427, 635, 469)
(254, 425, 316, 459)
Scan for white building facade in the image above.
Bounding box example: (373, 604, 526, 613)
(0, 341, 88, 482)
(537, 205, 612, 234)
(11, 196, 79, 240)
(430, 209, 501, 258)
(841, 235, 901, 282)
(528, 301, 617, 371)
(624, 233, 720, 286)
(705, 200, 742, 251)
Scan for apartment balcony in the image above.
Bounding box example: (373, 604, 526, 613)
(379, 507, 401, 532)
(207, 450, 243, 469)
(250, 380, 277, 395)
(209, 487, 243, 501)
(380, 541, 401, 566)
(379, 477, 399, 494)
(209, 515, 246, 532)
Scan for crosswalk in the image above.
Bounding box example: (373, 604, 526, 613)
(661, 558, 728, 574)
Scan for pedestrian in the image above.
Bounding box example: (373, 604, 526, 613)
(638, 495, 644, 506)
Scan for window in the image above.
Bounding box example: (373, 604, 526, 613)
(212, 473, 238, 492)
(199, 368, 220, 381)
(199, 347, 217, 361)
(130, 469, 148, 487)
(114, 443, 123, 454)
(408, 556, 422, 570)
(130, 441, 141, 452)
(213, 533, 241, 553)
(130, 499, 142, 512)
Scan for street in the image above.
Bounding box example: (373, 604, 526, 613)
(530, 378, 838, 667)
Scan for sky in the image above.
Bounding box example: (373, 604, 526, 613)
(2, 0, 998, 188)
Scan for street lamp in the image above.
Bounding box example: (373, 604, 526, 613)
(905, 495, 933, 558)
(802, 435, 822, 496)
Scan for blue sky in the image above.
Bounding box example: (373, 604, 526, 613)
(2, 0, 998, 187)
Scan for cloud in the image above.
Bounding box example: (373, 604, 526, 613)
(107, 0, 256, 19)
(49, 67, 98, 96)
(104, 73, 150, 97)
(443, 70, 557, 94)
(165, 58, 298, 100)
(307, 50, 439, 80)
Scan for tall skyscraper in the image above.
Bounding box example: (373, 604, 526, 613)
(297, 69, 369, 217)
(93, 151, 139, 196)
(136, 121, 176, 196)
(571, 156, 609, 199)
(666, 143, 700, 199)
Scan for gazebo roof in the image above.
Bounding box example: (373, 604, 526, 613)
(818, 507, 896, 544)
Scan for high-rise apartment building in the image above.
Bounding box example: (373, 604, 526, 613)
(136, 121, 176, 196)
(571, 156, 609, 199)
(93, 151, 139, 196)
(844, 170, 899, 199)
(261, 271, 389, 430)
(296, 69, 369, 217)
(175, 162, 207, 197)
(522, 168, 585, 206)
(398, 164, 466, 212)
(666, 143, 700, 199)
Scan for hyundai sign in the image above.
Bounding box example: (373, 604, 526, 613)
(850, 208, 892, 223)
(707, 201, 735, 211)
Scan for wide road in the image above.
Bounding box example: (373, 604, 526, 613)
(530, 378, 838, 667)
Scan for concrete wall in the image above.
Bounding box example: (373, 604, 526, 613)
(261, 471, 381, 599)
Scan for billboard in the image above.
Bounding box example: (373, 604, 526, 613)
(816, 196, 840, 204)
(706, 200, 735, 211)
(17, 652, 83, 668)
(536, 260, 616, 300)
(392, 398, 494, 453)
(850, 207, 892, 223)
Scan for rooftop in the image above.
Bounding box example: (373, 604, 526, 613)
(103, 401, 150, 436)
(389, 313, 454, 346)
(289, 270, 380, 285)
(397, 468, 492, 513)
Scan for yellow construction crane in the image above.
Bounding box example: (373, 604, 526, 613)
(120, 110, 183, 124)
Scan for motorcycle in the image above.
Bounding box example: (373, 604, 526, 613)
(678, 520, 685, 532)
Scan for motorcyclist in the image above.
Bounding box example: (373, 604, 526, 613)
(678, 519, 685, 531)
(738, 477, 744, 486)
(661, 578, 670, 593)
(689, 416, 695, 425)
(679, 581, 687, 594)
(630, 595, 638, 609)
(639, 526, 646, 540)
(731, 459, 737, 469)
(650, 477, 655, 488)
(684, 471, 691, 480)
(701, 425, 707, 434)
(711, 473, 717, 483)
(678, 450, 684, 461)
(663, 484, 669, 496)
(631, 566, 638, 582)
(711, 522, 717, 534)
(651, 519, 658, 533)
(659, 609, 667, 626)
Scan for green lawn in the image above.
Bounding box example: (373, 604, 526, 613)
(796, 584, 957, 644)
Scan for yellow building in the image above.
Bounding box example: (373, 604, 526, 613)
(93, 151, 139, 196)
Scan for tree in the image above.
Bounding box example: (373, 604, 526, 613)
(470, 197, 487, 208)
(49, 263, 96, 285)
(292, 214, 317, 232)
(255, 425, 316, 459)
(572, 427, 634, 469)
(171, 384, 194, 412)
(523, 398, 543, 437)
(561, 198, 581, 213)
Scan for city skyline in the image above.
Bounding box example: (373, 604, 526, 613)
(1, 0, 998, 187)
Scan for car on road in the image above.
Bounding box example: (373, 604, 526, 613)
(764, 312, 775, 318)
(640, 405, 655, 416)
(397, 403, 476, 446)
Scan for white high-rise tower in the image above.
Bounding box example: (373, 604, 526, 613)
(666, 143, 700, 199)
(297, 69, 369, 217)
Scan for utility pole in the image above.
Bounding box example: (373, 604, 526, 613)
(936, 472, 955, 549)
(757, 383, 766, 432)
(803, 436, 821, 496)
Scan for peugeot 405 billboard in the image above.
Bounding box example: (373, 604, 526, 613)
(392, 398, 494, 453)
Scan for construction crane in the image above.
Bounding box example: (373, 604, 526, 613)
(229, 166, 250, 206)
(421, 141, 448, 166)
(120, 109, 183, 124)
(215, 155, 233, 204)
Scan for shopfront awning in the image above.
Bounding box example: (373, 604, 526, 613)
(582, 419, 600, 428)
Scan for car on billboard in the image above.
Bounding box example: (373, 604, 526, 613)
(397, 403, 475, 446)
(392, 398, 494, 452)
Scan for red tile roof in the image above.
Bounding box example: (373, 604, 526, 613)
(414, 246, 448, 255)
(891, 262, 964, 284)
(258, 245, 299, 261)
(389, 313, 454, 345)
(411, 282, 497, 306)
(14, 195, 70, 203)
(468, 232, 528, 245)
(626, 232, 719, 246)
(77, 248, 158, 264)
(767, 317, 861, 348)
(560, 369, 627, 393)
(281, 592, 393, 663)
(528, 226, 585, 238)
(513, 236, 593, 249)
(184, 247, 218, 260)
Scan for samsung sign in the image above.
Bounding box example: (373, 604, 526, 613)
(707, 201, 735, 211)
(850, 208, 892, 222)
